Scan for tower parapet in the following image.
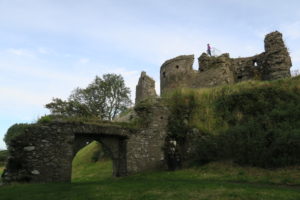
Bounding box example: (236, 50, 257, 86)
(160, 55, 194, 95)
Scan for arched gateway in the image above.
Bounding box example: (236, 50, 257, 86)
(72, 124, 130, 177)
(2, 122, 132, 183)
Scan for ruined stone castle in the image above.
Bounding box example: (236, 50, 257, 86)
(137, 31, 291, 101)
(2, 31, 292, 183)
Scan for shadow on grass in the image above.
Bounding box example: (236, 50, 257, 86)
(1, 171, 300, 200)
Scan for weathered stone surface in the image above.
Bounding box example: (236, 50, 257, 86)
(128, 99, 169, 172)
(31, 170, 40, 175)
(160, 53, 235, 95)
(24, 146, 35, 151)
(263, 31, 292, 80)
(160, 55, 195, 95)
(135, 71, 157, 103)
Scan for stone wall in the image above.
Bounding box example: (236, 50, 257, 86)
(160, 54, 235, 95)
(2, 123, 74, 183)
(127, 99, 169, 173)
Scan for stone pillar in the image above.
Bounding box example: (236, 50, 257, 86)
(100, 137, 128, 177)
(135, 71, 157, 104)
(127, 99, 169, 174)
(198, 53, 210, 71)
(263, 31, 292, 80)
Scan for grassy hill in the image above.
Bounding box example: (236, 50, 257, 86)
(0, 77, 300, 199)
(72, 141, 112, 182)
(165, 76, 300, 168)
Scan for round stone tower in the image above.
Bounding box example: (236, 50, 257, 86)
(160, 55, 194, 95)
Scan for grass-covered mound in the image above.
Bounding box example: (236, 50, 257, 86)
(72, 141, 112, 182)
(166, 76, 300, 168)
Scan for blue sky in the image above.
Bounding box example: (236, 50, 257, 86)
(1, 0, 300, 149)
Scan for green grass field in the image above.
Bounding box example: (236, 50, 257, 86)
(0, 142, 299, 200)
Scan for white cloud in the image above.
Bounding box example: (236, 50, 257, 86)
(0, 62, 88, 85)
(6, 48, 35, 57)
(37, 47, 51, 55)
(79, 58, 90, 64)
(0, 87, 50, 108)
(0, 59, 141, 108)
(4, 47, 54, 58)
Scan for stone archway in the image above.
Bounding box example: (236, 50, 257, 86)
(73, 134, 128, 177)
(2, 122, 131, 183)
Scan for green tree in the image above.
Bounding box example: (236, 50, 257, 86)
(46, 74, 132, 120)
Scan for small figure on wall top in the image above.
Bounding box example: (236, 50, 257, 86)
(207, 43, 212, 56)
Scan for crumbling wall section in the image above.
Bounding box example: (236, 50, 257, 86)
(135, 71, 157, 103)
(195, 53, 235, 87)
(2, 123, 74, 183)
(262, 31, 292, 80)
(232, 54, 264, 82)
(160, 54, 235, 95)
(232, 31, 292, 82)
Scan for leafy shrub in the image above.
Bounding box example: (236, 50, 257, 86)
(193, 134, 221, 165)
(216, 87, 300, 167)
(37, 114, 59, 123)
(167, 90, 197, 140)
(4, 123, 31, 147)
